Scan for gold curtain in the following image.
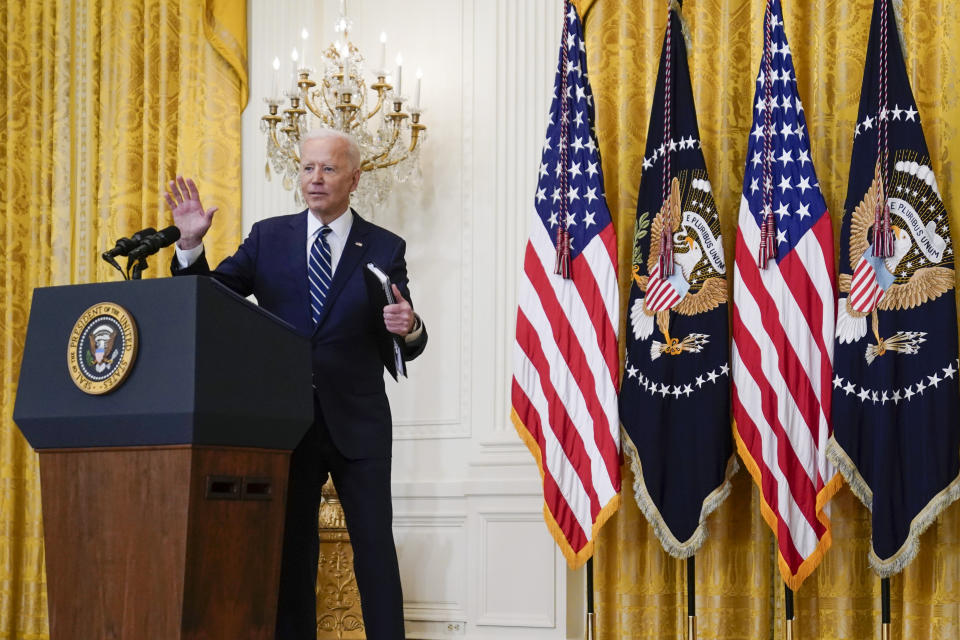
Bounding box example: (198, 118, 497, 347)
(579, 0, 960, 638)
(0, 1, 246, 636)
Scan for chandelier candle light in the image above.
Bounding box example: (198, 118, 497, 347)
(261, 7, 427, 213)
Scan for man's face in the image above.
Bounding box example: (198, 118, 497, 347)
(299, 137, 361, 222)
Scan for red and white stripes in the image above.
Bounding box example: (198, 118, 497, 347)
(513, 213, 621, 568)
(732, 194, 839, 588)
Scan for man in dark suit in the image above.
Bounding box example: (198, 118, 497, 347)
(165, 129, 426, 639)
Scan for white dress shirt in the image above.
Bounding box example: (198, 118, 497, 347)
(306, 208, 352, 274)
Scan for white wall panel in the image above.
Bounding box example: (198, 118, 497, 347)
(394, 511, 468, 621)
(476, 513, 556, 628)
(243, 1, 574, 637)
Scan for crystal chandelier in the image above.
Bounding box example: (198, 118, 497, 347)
(260, 8, 426, 214)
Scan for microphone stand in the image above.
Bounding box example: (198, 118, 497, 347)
(128, 256, 149, 280)
(102, 227, 158, 280)
(103, 255, 127, 279)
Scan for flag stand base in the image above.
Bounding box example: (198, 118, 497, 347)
(585, 612, 595, 640)
(688, 615, 696, 640)
(881, 623, 890, 640)
(785, 619, 794, 640)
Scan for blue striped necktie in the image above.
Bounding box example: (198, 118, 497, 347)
(309, 225, 333, 326)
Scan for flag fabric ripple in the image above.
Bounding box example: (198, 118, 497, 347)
(511, 2, 621, 570)
(730, 0, 842, 590)
(619, 1, 735, 558)
(828, 0, 960, 577)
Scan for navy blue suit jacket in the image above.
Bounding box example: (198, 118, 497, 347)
(173, 210, 426, 459)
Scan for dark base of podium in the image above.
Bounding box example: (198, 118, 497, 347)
(39, 445, 290, 640)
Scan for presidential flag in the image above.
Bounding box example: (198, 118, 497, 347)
(511, 1, 621, 569)
(828, 0, 960, 577)
(620, 0, 734, 557)
(730, 0, 841, 590)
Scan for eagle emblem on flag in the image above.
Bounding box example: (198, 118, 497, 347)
(829, 0, 960, 577)
(836, 152, 954, 364)
(618, 0, 734, 559)
(630, 173, 726, 360)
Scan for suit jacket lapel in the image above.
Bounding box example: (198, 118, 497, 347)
(287, 211, 313, 335)
(313, 210, 371, 332)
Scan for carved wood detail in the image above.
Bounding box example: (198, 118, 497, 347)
(316, 478, 365, 639)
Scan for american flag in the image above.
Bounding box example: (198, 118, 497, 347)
(730, 0, 840, 590)
(511, 1, 621, 569)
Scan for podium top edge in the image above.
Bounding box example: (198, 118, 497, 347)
(32, 276, 303, 338)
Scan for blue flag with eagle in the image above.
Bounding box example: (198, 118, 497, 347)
(828, 0, 960, 577)
(619, 0, 735, 557)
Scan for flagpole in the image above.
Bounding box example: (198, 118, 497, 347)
(687, 556, 696, 640)
(784, 584, 794, 640)
(585, 557, 595, 640)
(880, 577, 890, 640)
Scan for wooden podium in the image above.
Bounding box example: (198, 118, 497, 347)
(13, 277, 314, 639)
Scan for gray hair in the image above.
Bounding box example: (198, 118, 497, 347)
(299, 129, 361, 170)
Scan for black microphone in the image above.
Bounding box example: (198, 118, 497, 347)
(127, 226, 181, 260)
(102, 227, 157, 260)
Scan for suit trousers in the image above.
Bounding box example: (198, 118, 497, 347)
(275, 401, 405, 640)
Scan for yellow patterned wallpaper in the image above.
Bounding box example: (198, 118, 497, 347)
(0, 1, 245, 636)
(578, 0, 960, 638)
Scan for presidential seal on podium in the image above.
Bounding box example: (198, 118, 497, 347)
(67, 302, 138, 394)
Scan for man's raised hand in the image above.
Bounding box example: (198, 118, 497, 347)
(165, 176, 217, 250)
